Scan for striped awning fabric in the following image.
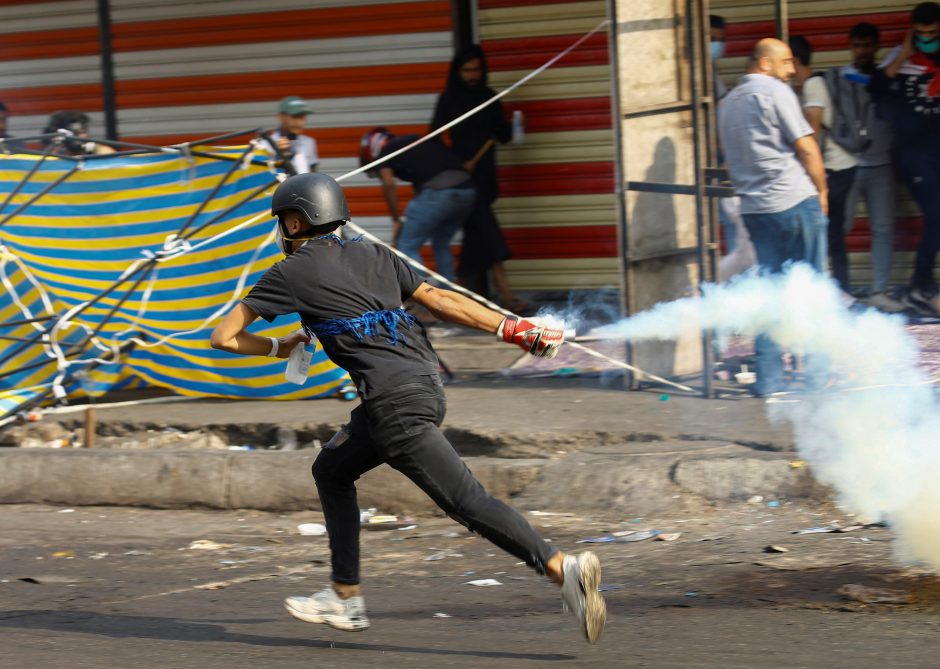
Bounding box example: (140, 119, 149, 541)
(0, 149, 350, 420)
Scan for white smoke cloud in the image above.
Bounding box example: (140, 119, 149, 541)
(592, 264, 940, 570)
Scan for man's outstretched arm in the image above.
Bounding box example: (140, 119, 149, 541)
(410, 282, 564, 357)
(411, 283, 503, 332)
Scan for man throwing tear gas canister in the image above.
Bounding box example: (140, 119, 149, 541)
(210, 172, 606, 644)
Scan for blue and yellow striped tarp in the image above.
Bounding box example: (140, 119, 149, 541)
(0, 149, 350, 419)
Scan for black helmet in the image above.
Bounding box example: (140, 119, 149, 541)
(271, 173, 350, 229)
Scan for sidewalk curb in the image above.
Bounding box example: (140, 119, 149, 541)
(0, 448, 830, 513)
(0, 450, 546, 513)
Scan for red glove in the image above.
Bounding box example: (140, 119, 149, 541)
(497, 317, 565, 358)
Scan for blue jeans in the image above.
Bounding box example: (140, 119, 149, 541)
(399, 186, 475, 281)
(845, 164, 896, 293)
(312, 374, 557, 585)
(743, 196, 828, 395)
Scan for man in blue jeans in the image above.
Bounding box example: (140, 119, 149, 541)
(210, 172, 607, 643)
(360, 128, 475, 281)
(719, 38, 830, 396)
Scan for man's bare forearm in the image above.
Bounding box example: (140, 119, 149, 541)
(794, 135, 828, 213)
(414, 284, 503, 333)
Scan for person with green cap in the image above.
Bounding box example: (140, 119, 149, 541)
(265, 95, 319, 174)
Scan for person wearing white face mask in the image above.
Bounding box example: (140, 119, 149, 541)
(869, 2, 940, 315)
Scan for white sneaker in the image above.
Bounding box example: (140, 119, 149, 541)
(560, 552, 607, 643)
(284, 587, 370, 631)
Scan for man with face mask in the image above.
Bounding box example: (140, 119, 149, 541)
(719, 38, 829, 396)
(869, 2, 940, 315)
(210, 172, 606, 644)
(710, 15, 728, 101)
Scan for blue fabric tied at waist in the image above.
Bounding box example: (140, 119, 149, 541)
(304, 308, 419, 345)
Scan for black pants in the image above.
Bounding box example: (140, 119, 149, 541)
(897, 144, 940, 294)
(826, 166, 857, 291)
(312, 374, 557, 585)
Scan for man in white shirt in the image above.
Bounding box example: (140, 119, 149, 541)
(266, 96, 319, 175)
(802, 52, 860, 294)
(718, 38, 828, 396)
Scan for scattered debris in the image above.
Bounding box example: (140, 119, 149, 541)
(766, 501, 780, 508)
(51, 551, 74, 558)
(791, 524, 868, 535)
(764, 545, 789, 553)
(528, 511, 576, 517)
(579, 529, 662, 543)
(297, 523, 327, 536)
(616, 529, 662, 543)
(424, 549, 463, 561)
(789, 460, 805, 469)
(838, 584, 912, 605)
(186, 540, 234, 551)
(88, 552, 109, 560)
(18, 575, 80, 585)
(754, 557, 853, 571)
(747, 495, 764, 505)
(432, 612, 452, 618)
(57, 509, 75, 513)
(465, 579, 502, 586)
(363, 521, 415, 531)
(655, 533, 681, 542)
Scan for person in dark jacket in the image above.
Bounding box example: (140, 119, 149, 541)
(868, 2, 940, 315)
(431, 45, 530, 313)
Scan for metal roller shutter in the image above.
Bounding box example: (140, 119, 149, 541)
(0, 0, 456, 247)
(478, 0, 618, 291)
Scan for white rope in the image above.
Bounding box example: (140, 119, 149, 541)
(343, 220, 695, 393)
(0, 245, 56, 322)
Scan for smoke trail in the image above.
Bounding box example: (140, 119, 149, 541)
(593, 264, 940, 570)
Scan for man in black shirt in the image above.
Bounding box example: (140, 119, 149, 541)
(210, 172, 607, 643)
(360, 127, 475, 281)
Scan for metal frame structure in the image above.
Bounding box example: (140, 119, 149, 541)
(607, 0, 719, 397)
(607, 0, 787, 398)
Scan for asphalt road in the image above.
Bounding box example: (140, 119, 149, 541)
(3, 503, 940, 669)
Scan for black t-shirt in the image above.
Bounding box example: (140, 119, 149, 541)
(379, 135, 466, 188)
(242, 236, 439, 398)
